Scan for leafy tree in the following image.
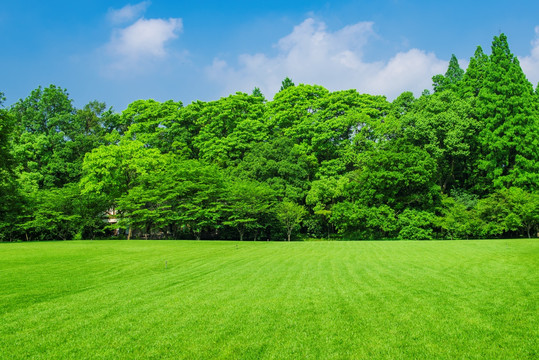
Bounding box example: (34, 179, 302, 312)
(223, 179, 275, 241)
(400, 90, 479, 193)
(0, 92, 21, 241)
(390, 91, 416, 119)
(11, 85, 77, 189)
(18, 184, 91, 241)
(233, 136, 316, 202)
(330, 202, 397, 239)
(191, 92, 267, 166)
(306, 176, 348, 238)
(266, 84, 328, 138)
(396, 209, 436, 240)
(80, 140, 165, 239)
(122, 99, 183, 153)
(274, 199, 306, 241)
(476, 187, 539, 238)
(437, 190, 479, 240)
(172, 160, 228, 239)
(310, 91, 390, 177)
(348, 143, 439, 211)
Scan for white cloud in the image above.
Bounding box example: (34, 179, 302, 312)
(206, 18, 447, 100)
(519, 26, 539, 86)
(108, 18, 182, 58)
(107, 1, 151, 24)
(103, 17, 183, 74)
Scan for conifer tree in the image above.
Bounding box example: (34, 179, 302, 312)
(279, 77, 295, 92)
(474, 34, 539, 192)
(432, 54, 464, 93)
(459, 46, 489, 98)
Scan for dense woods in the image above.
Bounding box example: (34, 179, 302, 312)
(1, 34, 538, 241)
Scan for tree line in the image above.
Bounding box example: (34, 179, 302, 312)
(1, 33, 538, 241)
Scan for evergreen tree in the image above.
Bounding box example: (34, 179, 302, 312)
(432, 54, 464, 93)
(279, 77, 295, 92)
(251, 87, 265, 100)
(474, 34, 539, 192)
(459, 46, 489, 98)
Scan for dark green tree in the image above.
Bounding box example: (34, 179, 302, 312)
(0, 92, 21, 241)
(279, 77, 295, 92)
(433, 54, 465, 93)
(474, 34, 539, 192)
(251, 87, 265, 100)
(459, 46, 489, 98)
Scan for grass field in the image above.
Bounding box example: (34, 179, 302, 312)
(0, 240, 537, 359)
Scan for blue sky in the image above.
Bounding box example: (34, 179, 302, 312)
(1, 0, 539, 111)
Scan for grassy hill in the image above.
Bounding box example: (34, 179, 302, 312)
(1, 240, 537, 359)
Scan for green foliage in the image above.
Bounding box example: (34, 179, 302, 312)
(2, 32, 539, 242)
(396, 209, 436, 240)
(191, 92, 266, 166)
(122, 99, 183, 153)
(400, 89, 479, 193)
(330, 202, 397, 239)
(349, 144, 439, 211)
(274, 199, 307, 241)
(476, 187, 539, 238)
(251, 86, 265, 100)
(0, 92, 21, 241)
(18, 183, 107, 241)
(233, 136, 316, 202)
(279, 76, 295, 91)
(459, 46, 489, 98)
(432, 54, 464, 93)
(223, 179, 275, 240)
(473, 34, 539, 192)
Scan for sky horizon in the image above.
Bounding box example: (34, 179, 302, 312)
(1, 1, 539, 111)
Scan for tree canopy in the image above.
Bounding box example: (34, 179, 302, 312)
(1, 33, 538, 241)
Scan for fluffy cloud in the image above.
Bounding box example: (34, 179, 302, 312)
(107, 1, 151, 24)
(107, 18, 182, 59)
(206, 18, 447, 100)
(519, 26, 539, 86)
(102, 16, 183, 74)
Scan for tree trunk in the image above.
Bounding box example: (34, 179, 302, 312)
(127, 226, 132, 240)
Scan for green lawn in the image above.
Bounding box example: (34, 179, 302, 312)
(0, 240, 537, 359)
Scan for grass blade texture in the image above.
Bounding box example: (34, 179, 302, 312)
(0, 240, 537, 359)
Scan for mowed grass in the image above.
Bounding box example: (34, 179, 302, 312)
(0, 240, 537, 359)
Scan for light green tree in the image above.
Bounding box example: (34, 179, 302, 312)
(275, 199, 306, 241)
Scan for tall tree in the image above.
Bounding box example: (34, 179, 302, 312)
(400, 90, 478, 193)
(0, 92, 21, 241)
(11, 85, 76, 188)
(80, 140, 165, 239)
(459, 46, 489, 98)
(474, 34, 539, 192)
(432, 54, 465, 93)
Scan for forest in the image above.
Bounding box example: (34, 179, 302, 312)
(0, 33, 538, 242)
